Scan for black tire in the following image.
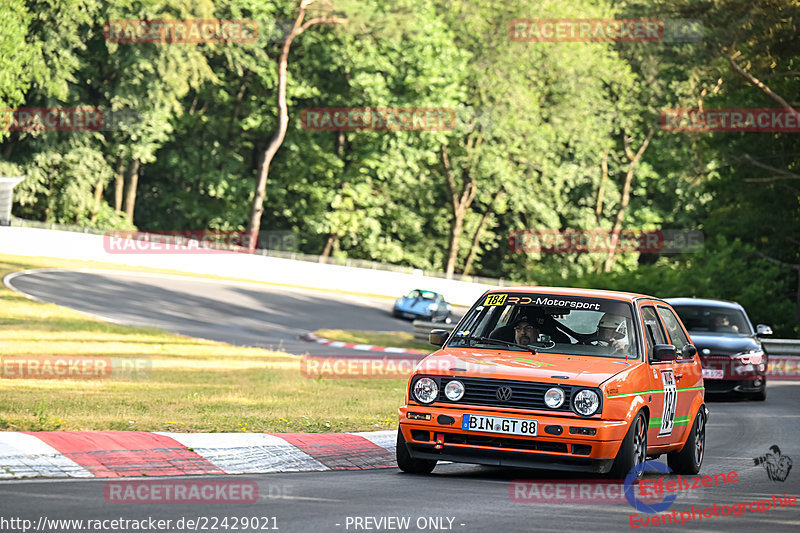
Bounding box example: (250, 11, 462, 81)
(396, 428, 437, 474)
(609, 411, 647, 480)
(392, 309, 401, 318)
(667, 407, 706, 475)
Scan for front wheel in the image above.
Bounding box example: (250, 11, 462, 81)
(609, 411, 647, 479)
(396, 427, 437, 474)
(667, 407, 706, 474)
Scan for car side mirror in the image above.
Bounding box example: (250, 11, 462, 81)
(756, 324, 773, 336)
(653, 344, 678, 362)
(681, 344, 697, 359)
(429, 329, 449, 347)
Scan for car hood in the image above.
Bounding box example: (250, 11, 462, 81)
(688, 333, 760, 355)
(417, 348, 635, 387)
(396, 297, 433, 309)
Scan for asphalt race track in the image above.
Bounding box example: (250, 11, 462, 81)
(5, 269, 451, 356)
(3, 269, 800, 532)
(0, 384, 798, 532)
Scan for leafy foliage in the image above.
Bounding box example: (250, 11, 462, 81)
(1, 0, 797, 334)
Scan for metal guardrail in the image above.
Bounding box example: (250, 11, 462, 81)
(413, 320, 457, 342)
(762, 339, 800, 357)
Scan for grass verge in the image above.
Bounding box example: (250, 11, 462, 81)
(0, 254, 406, 433)
(314, 329, 434, 352)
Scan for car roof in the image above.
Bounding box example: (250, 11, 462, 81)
(486, 286, 654, 303)
(664, 297, 743, 310)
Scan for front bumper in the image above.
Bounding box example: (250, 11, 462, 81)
(399, 405, 628, 474)
(704, 378, 765, 394)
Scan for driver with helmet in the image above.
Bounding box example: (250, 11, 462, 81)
(587, 313, 630, 354)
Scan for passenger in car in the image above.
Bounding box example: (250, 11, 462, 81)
(586, 313, 630, 354)
(713, 313, 739, 333)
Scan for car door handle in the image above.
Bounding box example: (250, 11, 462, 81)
(675, 374, 683, 381)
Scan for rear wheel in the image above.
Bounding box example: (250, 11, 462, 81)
(609, 411, 647, 479)
(667, 407, 706, 474)
(396, 427, 437, 474)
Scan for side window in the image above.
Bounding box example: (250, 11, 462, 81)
(641, 306, 667, 359)
(657, 306, 690, 351)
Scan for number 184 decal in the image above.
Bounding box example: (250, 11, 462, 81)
(659, 369, 677, 437)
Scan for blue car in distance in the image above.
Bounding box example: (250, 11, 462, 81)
(393, 290, 452, 322)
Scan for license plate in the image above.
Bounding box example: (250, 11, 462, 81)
(462, 414, 537, 436)
(702, 368, 724, 380)
(403, 312, 416, 319)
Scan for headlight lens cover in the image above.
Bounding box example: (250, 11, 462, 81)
(413, 377, 438, 404)
(573, 389, 600, 416)
(444, 380, 465, 401)
(544, 387, 565, 408)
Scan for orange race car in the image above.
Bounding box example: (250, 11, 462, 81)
(397, 287, 708, 479)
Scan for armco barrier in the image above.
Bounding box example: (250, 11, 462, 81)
(413, 320, 456, 343)
(0, 226, 497, 306)
(762, 339, 800, 356)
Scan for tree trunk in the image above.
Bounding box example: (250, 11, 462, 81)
(604, 129, 654, 272)
(246, 1, 347, 250)
(90, 178, 104, 223)
(114, 157, 125, 212)
(446, 208, 467, 278)
(442, 144, 476, 278)
(595, 148, 609, 222)
(320, 233, 338, 263)
(124, 158, 140, 223)
(463, 187, 504, 276)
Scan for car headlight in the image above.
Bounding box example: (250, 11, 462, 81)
(544, 387, 565, 408)
(737, 349, 764, 364)
(444, 380, 465, 401)
(427, 304, 438, 311)
(573, 389, 600, 416)
(413, 377, 438, 404)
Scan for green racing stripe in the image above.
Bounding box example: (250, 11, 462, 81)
(607, 385, 704, 399)
(649, 415, 691, 429)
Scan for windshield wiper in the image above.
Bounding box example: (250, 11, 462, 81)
(458, 335, 538, 354)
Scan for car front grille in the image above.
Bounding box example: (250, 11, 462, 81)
(429, 377, 581, 412)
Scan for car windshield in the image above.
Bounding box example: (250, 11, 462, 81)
(671, 305, 753, 336)
(406, 290, 437, 299)
(448, 293, 639, 359)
